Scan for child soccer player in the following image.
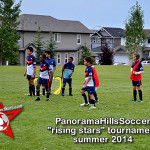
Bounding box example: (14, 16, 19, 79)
(61, 57, 75, 96)
(24, 47, 36, 96)
(35, 54, 50, 101)
(80, 57, 96, 109)
(130, 53, 144, 102)
(41, 51, 56, 95)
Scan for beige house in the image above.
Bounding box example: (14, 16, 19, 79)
(17, 14, 91, 65)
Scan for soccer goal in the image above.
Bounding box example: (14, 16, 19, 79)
(33, 76, 62, 95)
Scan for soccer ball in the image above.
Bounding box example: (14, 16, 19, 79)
(0, 112, 9, 131)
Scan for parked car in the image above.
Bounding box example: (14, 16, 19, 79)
(141, 61, 150, 65)
(114, 62, 127, 65)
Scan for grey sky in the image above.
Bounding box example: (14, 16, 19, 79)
(17, 0, 150, 29)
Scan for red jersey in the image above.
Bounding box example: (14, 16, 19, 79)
(91, 65, 99, 87)
(130, 61, 143, 81)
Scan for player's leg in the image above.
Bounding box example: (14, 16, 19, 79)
(87, 87, 96, 109)
(94, 87, 99, 102)
(69, 78, 73, 96)
(137, 80, 143, 102)
(89, 94, 96, 109)
(45, 79, 50, 101)
(35, 77, 42, 101)
(80, 88, 88, 106)
(27, 75, 32, 96)
(131, 80, 137, 102)
(42, 86, 46, 96)
(49, 74, 53, 95)
(62, 78, 66, 96)
(30, 78, 35, 96)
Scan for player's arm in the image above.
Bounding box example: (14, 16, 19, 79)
(61, 64, 65, 79)
(52, 60, 56, 74)
(83, 78, 91, 88)
(24, 68, 27, 77)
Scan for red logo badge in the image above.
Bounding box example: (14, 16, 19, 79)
(0, 102, 22, 138)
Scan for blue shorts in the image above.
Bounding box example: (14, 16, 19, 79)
(37, 77, 49, 87)
(132, 80, 142, 87)
(63, 78, 72, 85)
(27, 75, 35, 80)
(81, 86, 95, 95)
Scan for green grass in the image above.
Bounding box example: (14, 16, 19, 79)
(0, 65, 150, 150)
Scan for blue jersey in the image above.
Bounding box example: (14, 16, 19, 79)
(62, 63, 75, 79)
(85, 66, 95, 87)
(26, 55, 36, 75)
(40, 61, 50, 79)
(46, 58, 56, 71)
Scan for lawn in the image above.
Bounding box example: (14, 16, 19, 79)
(0, 65, 150, 150)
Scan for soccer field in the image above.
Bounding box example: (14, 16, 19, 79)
(0, 65, 150, 150)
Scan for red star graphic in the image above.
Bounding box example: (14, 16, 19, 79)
(0, 102, 22, 138)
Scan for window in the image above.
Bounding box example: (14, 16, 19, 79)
(70, 53, 75, 62)
(54, 33, 61, 42)
(148, 39, 150, 44)
(77, 34, 81, 44)
(64, 53, 68, 63)
(91, 37, 96, 43)
(57, 53, 61, 64)
(17, 32, 22, 41)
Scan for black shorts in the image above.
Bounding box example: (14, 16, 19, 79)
(27, 75, 35, 80)
(132, 80, 142, 87)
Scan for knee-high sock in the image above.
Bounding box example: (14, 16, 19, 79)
(94, 92, 98, 100)
(90, 99, 95, 107)
(138, 90, 143, 100)
(31, 85, 35, 96)
(62, 88, 65, 94)
(46, 92, 50, 100)
(133, 90, 137, 101)
(82, 94, 88, 104)
(36, 89, 40, 98)
(29, 86, 32, 96)
(42, 88, 45, 96)
(69, 88, 72, 95)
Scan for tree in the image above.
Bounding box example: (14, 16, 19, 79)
(101, 44, 113, 65)
(33, 27, 44, 64)
(79, 44, 93, 65)
(125, 1, 146, 60)
(45, 32, 56, 59)
(0, 0, 22, 65)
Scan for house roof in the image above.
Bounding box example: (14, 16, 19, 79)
(144, 29, 150, 38)
(113, 45, 129, 54)
(102, 27, 124, 37)
(17, 14, 91, 34)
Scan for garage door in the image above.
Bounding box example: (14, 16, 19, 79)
(114, 54, 129, 64)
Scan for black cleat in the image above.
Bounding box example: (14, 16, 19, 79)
(69, 94, 73, 96)
(35, 98, 40, 101)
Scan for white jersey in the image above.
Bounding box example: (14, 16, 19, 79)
(26, 55, 36, 75)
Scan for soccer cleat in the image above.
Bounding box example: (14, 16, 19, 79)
(95, 99, 99, 102)
(89, 106, 96, 109)
(80, 103, 89, 107)
(69, 94, 73, 96)
(46, 99, 49, 101)
(138, 100, 143, 103)
(130, 100, 136, 102)
(28, 95, 32, 97)
(62, 93, 64, 96)
(35, 98, 40, 101)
